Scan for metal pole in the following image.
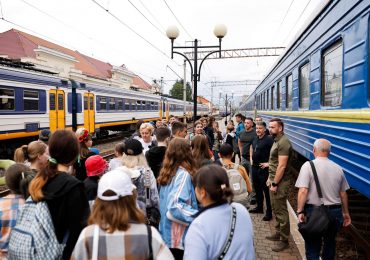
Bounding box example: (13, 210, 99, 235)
(225, 93, 228, 126)
(193, 39, 198, 122)
(183, 60, 186, 123)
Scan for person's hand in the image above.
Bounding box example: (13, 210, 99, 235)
(343, 213, 351, 227)
(260, 162, 269, 169)
(270, 185, 277, 193)
(298, 213, 305, 223)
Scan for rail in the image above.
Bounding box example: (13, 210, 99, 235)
(345, 224, 370, 259)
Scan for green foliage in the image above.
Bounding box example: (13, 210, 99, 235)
(169, 80, 192, 101)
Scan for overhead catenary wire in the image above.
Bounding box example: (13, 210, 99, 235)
(162, 0, 192, 39)
(281, 0, 312, 45)
(137, 0, 166, 32)
(127, 0, 167, 37)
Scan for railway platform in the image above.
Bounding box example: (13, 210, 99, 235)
(217, 117, 304, 260)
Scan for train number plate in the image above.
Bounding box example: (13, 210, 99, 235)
(25, 123, 39, 132)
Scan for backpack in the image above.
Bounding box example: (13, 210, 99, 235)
(8, 197, 66, 260)
(220, 159, 249, 208)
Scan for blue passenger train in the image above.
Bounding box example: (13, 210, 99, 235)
(240, 0, 370, 198)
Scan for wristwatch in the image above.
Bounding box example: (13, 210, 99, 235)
(272, 182, 278, 187)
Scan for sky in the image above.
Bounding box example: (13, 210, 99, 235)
(0, 0, 324, 107)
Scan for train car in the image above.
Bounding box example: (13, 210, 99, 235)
(240, 0, 370, 198)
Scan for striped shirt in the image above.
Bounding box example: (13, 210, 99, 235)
(0, 194, 25, 255)
(72, 223, 174, 260)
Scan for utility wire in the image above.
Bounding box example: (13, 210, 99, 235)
(127, 0, 166, 37)
(137, 0, 166, 31)
(0, 0, 4, 18)
(162, 0, 192, 39)
(276, 0, 295, 34)
(282, 0, 312, 45)
(91, 0, 170, 59)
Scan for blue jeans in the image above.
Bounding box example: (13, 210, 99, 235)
(304, 207, 343, 260)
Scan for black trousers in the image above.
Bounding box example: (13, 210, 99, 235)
(252, 165, 272, 216)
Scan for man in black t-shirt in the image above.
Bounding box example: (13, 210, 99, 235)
(249, 122, 273, 221)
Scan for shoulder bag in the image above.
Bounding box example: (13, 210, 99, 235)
(216, 205, 237, 259)
(298, 161, 333, 239)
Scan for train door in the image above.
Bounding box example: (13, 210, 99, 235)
(84, 93, 95, 133)
(49, 89, 65, 132)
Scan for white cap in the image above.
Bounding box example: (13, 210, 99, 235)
(97, 170, 135, 201)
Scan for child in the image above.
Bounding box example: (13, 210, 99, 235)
(108, 142, 125, 171)
(72, 170, 173, 259)
(0, 164, 34, 258)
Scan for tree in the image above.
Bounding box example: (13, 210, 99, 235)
(169, 80, 192, 101)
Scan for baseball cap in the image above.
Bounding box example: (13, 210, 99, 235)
(97, 170, 135, 201)
(39, 129, 51, 142)
(219, 144, 234, 157)
(124, 139, 143, 156)
(85, 155, 107, 177)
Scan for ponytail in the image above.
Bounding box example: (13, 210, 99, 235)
(14, 145, 28, 163)
(29, 159, 58, 201)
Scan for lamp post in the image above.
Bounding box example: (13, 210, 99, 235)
(166, 25, 227, 122)
(219, 90, 234, 125)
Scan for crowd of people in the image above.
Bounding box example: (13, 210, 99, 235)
(0, 114, 352, 260)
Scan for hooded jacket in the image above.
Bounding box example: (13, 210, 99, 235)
(43, 172, 90, 260)
(145, 146, 167, 179)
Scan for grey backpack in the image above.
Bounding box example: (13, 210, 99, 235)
(8, 197, 66, 260)
(220, 159, 249, 208)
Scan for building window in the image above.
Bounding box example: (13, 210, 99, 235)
(286, 74, 293, 110)
(299, 63, 310, 109)
(100, 97, 107, 110)
(271, 86, 274, 109)
(109, 97, 115, 110)
(322, 40, 343, 107)
(24, 90, 39, 111)
(0, 88, 15, 110)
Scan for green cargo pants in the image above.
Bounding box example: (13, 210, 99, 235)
(269, 179, 290, 241)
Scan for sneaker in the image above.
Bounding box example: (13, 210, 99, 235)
(272, 240, 289, 252)
(262, 215, 272, 221)
(265, 233, 280, 241)
(249, 208, 263, 214)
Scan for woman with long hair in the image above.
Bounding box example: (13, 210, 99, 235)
(204, 116, 215, 149)
(184, 165, 255, 260)
(28, 130, 90, 259)
(117, 139, 159, 217)
(157, 138, 198, 259)
(74, 128, 95, 181)
(188, 120, 205, 141)
(72, 170, 173, 259)
(13, 141, 49, 172)
(191, 135, 212, 169)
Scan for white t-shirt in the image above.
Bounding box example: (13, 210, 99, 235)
(108, 158, 122, 171)
(295, 157, 350, 206)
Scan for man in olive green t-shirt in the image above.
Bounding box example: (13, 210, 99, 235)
(260, 118, 292, 252)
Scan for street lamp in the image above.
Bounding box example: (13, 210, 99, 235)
(166, 24, 227, 122)
(219, 90, 234, 125)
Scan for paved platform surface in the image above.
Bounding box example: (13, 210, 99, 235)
(217, 117, 304, 260)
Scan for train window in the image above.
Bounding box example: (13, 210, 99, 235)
(277, 81, 281, 109)
(0, 88, 15, 110)
(271, 86, 275, 109)
(117, 99, 123, 110)
(49, 93, 55, 111)
(89, 96, 94, 110)
(321, 40, 343, 107)
(84, 96, 88, 110)
(24, 90, 39, 111)
(58, 94, 64, 110)
(299, 63, 310, 109)
(109, 97, 115, 110)
(286, 74, 293, 110)
(125, 99, 130, 111)
(100, 97, 107, 110)
(267, 89, 270, 110)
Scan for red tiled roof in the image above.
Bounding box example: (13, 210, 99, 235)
(0, 29, 112, 80)
(133, 75, 152, 90)
(197, 96, 210, 104)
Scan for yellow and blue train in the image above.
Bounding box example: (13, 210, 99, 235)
(0, 63, 209, 156)
(240, 0, 370, 198)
